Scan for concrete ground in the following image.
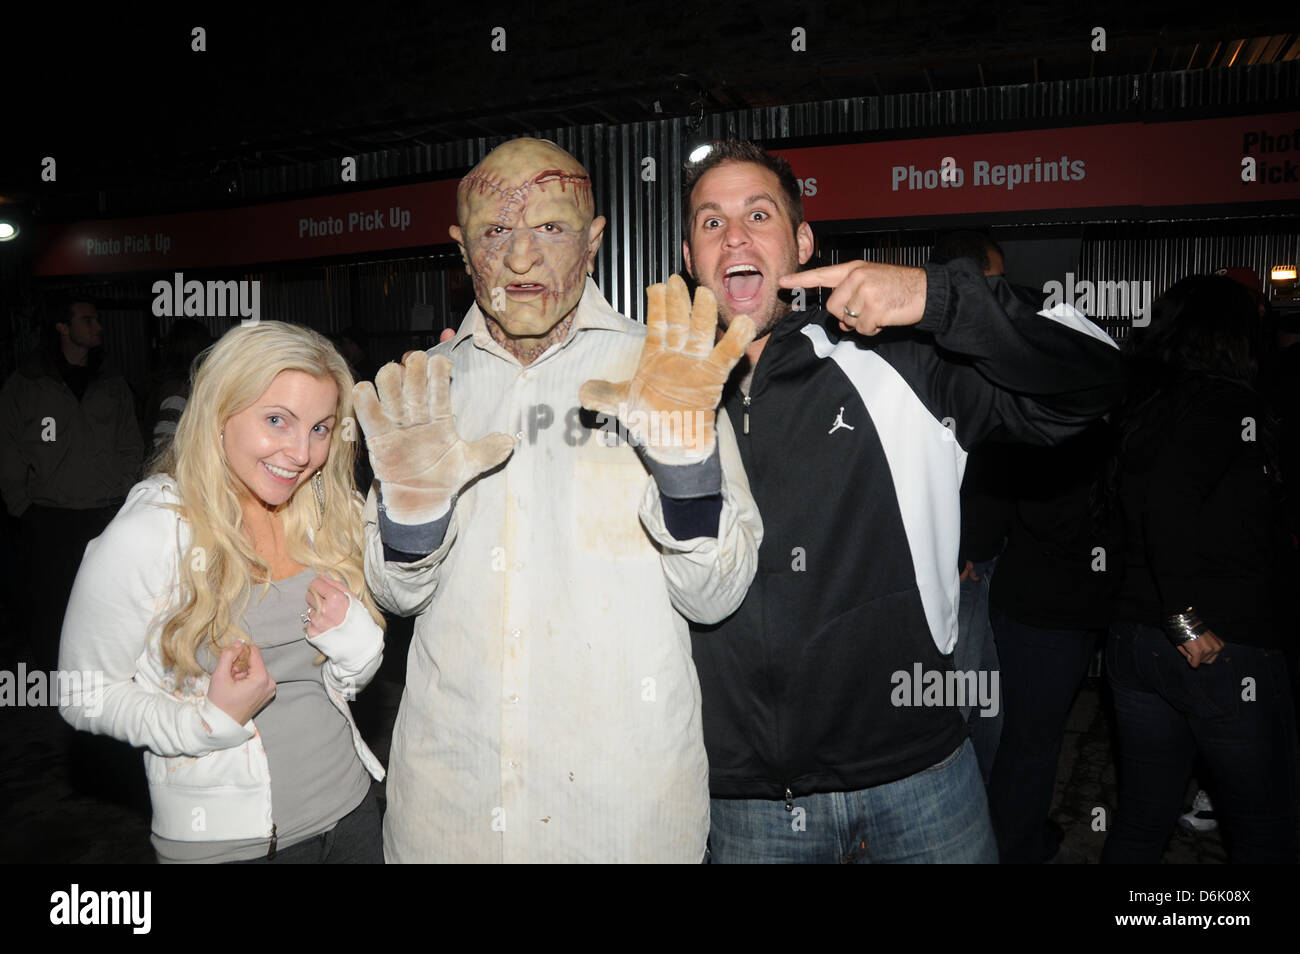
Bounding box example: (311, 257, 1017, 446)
(0, 618, 1250, 864)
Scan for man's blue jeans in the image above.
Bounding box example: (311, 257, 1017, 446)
(708, 739, 998, 863)
(1102, 620, 1299, 864)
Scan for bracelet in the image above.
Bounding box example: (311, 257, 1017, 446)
(1163, 607, 1208, 646)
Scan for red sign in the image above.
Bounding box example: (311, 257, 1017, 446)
(35, 178, 460, 277)
(35, 112, 1300, 276)
(774, 112, 1300, 223)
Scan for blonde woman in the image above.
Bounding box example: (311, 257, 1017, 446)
(59, 321, 387, 863)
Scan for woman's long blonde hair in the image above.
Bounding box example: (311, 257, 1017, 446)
(147, 321, 385, 677)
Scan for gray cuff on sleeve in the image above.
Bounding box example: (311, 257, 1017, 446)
(639, 443, 722, 498)
(376, 486, 453, 554)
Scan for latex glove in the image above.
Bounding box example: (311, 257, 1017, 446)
(353, 351, 515, 524)
(579, 275, 754, 466)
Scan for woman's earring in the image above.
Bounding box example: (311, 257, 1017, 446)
(312, 471, 325, 529)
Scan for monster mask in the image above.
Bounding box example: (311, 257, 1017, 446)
(451, 138, 606, 347)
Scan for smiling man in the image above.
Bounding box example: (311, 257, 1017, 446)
(680, 140, 1125, 864)
(357, 137, 762, 863)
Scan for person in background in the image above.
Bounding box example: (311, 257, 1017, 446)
(1178, 266, 1300, 835)
(1259, 281, 1300, 773)
(1103, 274, 1297, 863)
(929, 230, 1012, 785)
(145, 318, 213, 452)
(0, 296, 143, 669)
(985, 420, 1120, 863)
(330, 326, 374, 385)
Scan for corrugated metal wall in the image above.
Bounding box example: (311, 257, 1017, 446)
(1077, 230, 1300, 341)
(218, 64, 1297, 322)
(18, 63, 1300, 389)
(826, 229, 1300, 343)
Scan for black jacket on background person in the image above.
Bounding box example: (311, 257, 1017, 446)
(0, 344, 143, 516)
(691, 260, 1127, 800)
(1113, 372, 1288, 650)
(989, 422, 1122, 632)
(959, 445, 1013, 567)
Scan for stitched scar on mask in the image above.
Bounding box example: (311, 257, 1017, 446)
(460, 169, 594, 224)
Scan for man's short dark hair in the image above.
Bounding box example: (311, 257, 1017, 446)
(929, 231, 1002, 272)
(37, 294, 94, 352)
(41, 294, 96, 335)
(681, 141, 804, 243)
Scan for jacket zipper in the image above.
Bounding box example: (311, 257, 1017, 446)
(784, 788, 794, 812)
(743, 394, 751, 434)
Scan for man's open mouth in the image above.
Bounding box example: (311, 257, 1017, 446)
(723, 264, 763, 303)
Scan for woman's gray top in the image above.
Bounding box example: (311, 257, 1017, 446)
(153, 569, 372, 863)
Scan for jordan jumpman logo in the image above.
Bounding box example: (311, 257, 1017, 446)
(828, 407, 855, 435)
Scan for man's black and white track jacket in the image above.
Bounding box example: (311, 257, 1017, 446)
(691, 259, 1126, 800)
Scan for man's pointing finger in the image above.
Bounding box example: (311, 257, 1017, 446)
(777, 262, 860, 290)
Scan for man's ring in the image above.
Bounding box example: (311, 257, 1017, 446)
(844, 307, 860, 319)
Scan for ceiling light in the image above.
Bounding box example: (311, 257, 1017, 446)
(688, 144, 712, 163)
